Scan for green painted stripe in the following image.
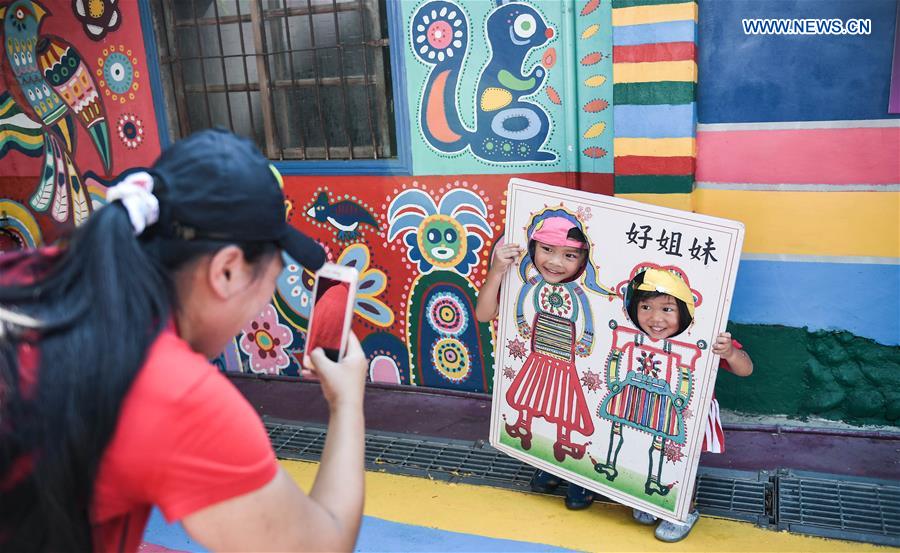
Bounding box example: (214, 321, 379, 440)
(612, 0, 696, 8)
(614, 175, 694, 194)
(613, 82, 695, 105)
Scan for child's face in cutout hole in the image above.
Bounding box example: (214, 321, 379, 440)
(532, 241, 587, 284)
(636, 294, 681, 341)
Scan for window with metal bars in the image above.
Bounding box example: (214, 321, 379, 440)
(150, 0, 395, 161)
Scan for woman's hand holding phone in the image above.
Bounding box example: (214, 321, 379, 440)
(306, 332, 367, 411)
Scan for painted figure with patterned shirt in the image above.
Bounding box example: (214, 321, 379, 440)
(593, 267, 753, 542)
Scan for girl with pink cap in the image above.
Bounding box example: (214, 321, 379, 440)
(477, 210, 613, 510)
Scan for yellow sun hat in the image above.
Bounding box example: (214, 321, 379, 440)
(634, 268, 696, 318)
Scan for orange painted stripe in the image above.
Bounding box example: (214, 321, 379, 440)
(615, 155, 694, 175)
(426, 70, 462, 143)
(613, 42, 695, 63)
(697, 127, 900, 184)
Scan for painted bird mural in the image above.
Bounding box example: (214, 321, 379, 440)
(1, 0, 112, 225)
(306, 191, 379, 241)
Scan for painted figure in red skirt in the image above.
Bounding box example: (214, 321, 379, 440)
(511, 214, 613, 460)
(477, 209, 614, 508)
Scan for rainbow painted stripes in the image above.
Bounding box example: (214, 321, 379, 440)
(612, 0, 697, 194)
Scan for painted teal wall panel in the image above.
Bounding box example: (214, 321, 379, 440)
(402, 0, 613, 175)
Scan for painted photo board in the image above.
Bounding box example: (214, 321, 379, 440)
(489, 178, 745, 523)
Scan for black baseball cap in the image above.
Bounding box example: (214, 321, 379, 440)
(150, 128, 325, 271)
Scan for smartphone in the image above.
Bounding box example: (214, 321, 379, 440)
(303, 263, 358, 369)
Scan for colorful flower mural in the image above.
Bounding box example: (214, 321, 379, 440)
(239, 304, 294, 375)
(73, 0, 121, 40)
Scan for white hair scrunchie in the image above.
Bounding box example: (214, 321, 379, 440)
(106, 171, 159, 235)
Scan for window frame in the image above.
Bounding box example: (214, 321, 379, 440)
(139, 0, 412, 176)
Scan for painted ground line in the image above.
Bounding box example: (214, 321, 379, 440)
(287, 460, 886, 553)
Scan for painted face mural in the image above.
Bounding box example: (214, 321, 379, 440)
(417, 215, 466, 268)
(385, 181, 500, 393)
(387, 188, 491, 275)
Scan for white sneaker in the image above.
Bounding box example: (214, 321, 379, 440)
(655, 510, 700, 542)
(632, 508, 659, 525)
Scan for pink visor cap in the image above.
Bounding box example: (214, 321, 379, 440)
(529, 217, 587, 249)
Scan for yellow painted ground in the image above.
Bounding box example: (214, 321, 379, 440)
(281, 460, 884, 553)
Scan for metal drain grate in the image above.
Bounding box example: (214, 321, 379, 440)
(267, 419, 769, 508)
(265, 418, 900, 547)
(267, 420, 328, 459)
(695, 467, 771, 525)
(777, 470, 900, 547)
(363, 433, 536, 486)
(266, 419, 535, 488)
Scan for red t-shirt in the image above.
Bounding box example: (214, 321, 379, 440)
(91, 327, 278, 551)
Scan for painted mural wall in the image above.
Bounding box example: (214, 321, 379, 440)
(218, 0, 621, 396)
(611, 0, 697, 200)
(0, 0, 161, 249)
(693, 0, 900, 426)
(402, 0, 613, 175)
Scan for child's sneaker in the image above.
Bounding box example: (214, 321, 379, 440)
(654, 510, 700, 542)
(529, 470, 561, 493)
(632, 508, 659, 525)
(564, 484, 596, 510)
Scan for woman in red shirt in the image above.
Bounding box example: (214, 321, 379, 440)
(0, 129, 366, 552)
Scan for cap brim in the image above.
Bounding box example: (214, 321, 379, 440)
(278, 227, 326, 271)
